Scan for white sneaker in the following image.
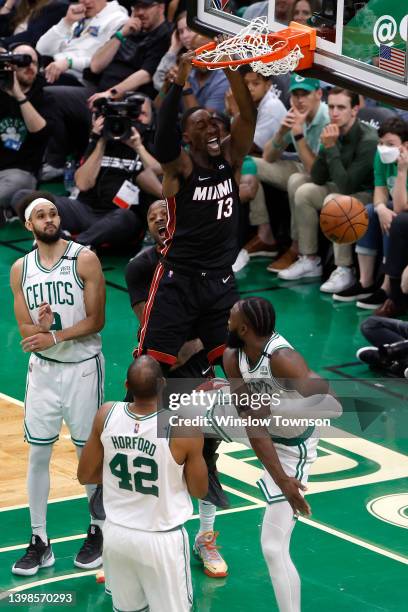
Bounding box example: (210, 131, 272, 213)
(193, 531, 228, 578)
(232, 248, 249, 273)
(278, 256, 322, 280)
(320, 267, 355, 294)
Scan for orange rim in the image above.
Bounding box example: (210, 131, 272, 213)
(192, 33, 290, 68)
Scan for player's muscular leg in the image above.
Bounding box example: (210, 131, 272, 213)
(261, 502, 300, 612)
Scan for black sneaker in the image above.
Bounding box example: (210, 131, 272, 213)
(356, 347, 385, 369)
(74, 525, 103, 569)
(12, 534, 54, 576)
(357, 288, 387, 309)
(333, 282, 375, 302)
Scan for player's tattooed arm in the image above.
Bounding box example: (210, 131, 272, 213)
(78, 402, 113, 484)
(55, 249, 106, 343)
(223, 348, 311, 516)
(10, 259, 51, 338)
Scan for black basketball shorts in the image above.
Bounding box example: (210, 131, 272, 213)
(137, 262, 239, 366)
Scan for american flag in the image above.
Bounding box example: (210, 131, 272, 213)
(379, 44, 406, 77)
(212, 0, 230, 9)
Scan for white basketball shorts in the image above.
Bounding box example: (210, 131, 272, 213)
(103, 519, 193, 612)
(24, 353, 104, 446)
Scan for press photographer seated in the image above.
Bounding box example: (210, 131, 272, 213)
(12, 94, 162, 250)
(0, 44, 53, 226)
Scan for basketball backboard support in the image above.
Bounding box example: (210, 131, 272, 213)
(187, 0, 408, 109)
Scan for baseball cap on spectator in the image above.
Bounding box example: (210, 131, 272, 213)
(289, 74, 320, 92)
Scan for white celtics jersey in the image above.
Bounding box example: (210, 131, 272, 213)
(101, 402, 193, 532)
(238, 332, 312, 441)
(21, 241, 101, 363)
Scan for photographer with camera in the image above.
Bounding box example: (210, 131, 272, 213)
(12, 94, 162, 249)
(0, 44, 52, 226)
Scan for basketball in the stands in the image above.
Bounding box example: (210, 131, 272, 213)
(320, 196, 369, 244)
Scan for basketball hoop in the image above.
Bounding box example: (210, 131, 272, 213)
(192, 18, 316, 76)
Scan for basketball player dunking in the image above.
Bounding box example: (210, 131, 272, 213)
(10, 193, 106, 576)
(78, 356, 208, 612)
(137, 50, 256, 368)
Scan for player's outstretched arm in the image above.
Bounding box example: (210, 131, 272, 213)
(223, 68, 257, 171)
(223, 348, 311, 516)
(77, 402, 113, 485)
(55, 249, 106, 343)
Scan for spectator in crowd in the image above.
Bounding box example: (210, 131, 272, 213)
(369, 210, 408, 318)
(36, 0, 128, 87)
(278, 87, 378, 294)
(41, 0, 172, 179)
(0, 43, 52, 226)
(357, 259, 408, 376)
(12, 96, 162, 249)
(227, 66, 286, 156)
(333, 117, 408, 307)
(89, 0, 171, 102)
(37, 0, 129, 179)
(153, 10, 202, 92)
(246, 75, 328, 261)
(0, 0, 66, 48)
(176, 59, 229, 114)
(243, 0, 295, 22)
(223, 66, 286, 260)
(290, 0, 317, 26)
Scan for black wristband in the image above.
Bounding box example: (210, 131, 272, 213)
(294, 133, 304, 141)
(17, 97, 28, 105)
(182, 88, 193, 96)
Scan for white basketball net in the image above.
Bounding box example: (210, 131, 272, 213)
(195, 17, 304, 76)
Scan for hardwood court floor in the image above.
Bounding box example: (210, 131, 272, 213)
(0, 220, 407, 611)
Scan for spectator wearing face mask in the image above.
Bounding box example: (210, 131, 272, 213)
(333, 117, 408, 309)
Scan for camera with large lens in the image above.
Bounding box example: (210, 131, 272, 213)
(0, 53, 32, 91)
(93, 93, 146, 141)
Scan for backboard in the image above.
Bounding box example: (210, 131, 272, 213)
(187, 0, 408, 109)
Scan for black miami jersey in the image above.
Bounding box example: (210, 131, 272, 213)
(161, 158, 240, 270)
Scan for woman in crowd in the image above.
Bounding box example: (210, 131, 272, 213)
(0, 0, 66, 47)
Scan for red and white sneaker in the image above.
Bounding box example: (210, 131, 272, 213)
(193, 531, 228, 578)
